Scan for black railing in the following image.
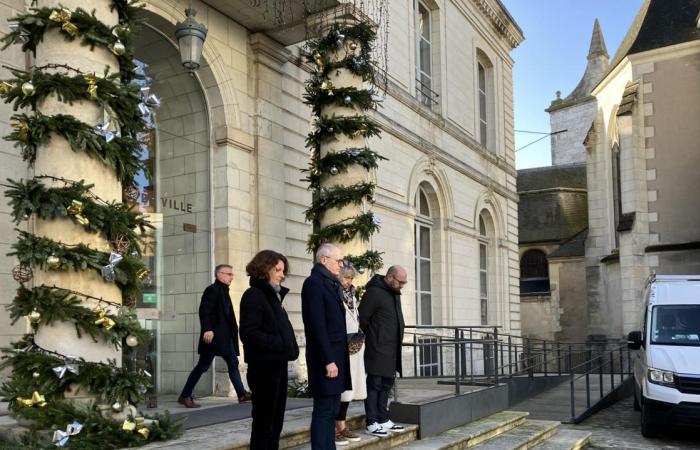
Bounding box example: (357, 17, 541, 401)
(415, 78, 439, 107)
(567, 343, 631, 423)
(400, 325, 630, 419)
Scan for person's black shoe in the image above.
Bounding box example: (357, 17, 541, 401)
(177, 396, 201, 408)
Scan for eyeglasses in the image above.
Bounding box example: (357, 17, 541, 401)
(220, 272, 234, 276)
(323, 256, 344, 265)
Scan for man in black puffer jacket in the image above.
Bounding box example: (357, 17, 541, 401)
(359, 265, 407, 437)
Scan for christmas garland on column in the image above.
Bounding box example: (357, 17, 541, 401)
(1, 1, 181, 447)
(303, 22, 386, 274)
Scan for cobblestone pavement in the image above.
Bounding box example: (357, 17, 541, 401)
(561, 397, 700, 449)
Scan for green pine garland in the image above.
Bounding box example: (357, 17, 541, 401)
(4, 178, 151, 254)
(305, 22, 378, 83)
(303, 84, 377, 117)
(2, 67, 148, 136)
(1, 4, 142, 82)
(2, 401, 182, 449)
(1, 338, 151, 408)
(5, 112, 147, 187)
(344, 250, 384, 274)
(307, 212, 380, 252)
(9, 230, 146, 301)
(307, 115, 381, 149)
(304, 182, 375, 223)
(8, 285, 148, 348)
(302, 147, 387, 189)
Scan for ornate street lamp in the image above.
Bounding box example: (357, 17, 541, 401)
(175, 7, 208, 71)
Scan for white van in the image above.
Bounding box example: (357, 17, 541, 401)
(628, 274, 700, 437)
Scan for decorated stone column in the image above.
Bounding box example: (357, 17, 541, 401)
(0, 1, 179, 447)
(304, 20, 386, 275)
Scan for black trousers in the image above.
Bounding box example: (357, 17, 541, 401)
(247, 360, 288, 450)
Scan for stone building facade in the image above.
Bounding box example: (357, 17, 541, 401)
(516, 21, 606, 343)
(0, 0, 523, 396)
(517, 165, 588, 342)
(584, 0, 700, 339)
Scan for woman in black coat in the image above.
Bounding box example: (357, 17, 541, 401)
(239, 250, 299, 450)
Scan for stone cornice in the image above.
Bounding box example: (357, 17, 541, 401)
(469, 0, 524, 49)
(249, 32, 292, 69)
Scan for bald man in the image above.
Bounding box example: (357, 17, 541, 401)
(359, 265, 407, 437)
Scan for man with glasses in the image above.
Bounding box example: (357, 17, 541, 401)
(359, 265, 407, 437)
(302, 243, 352, 448)
(178, 264, 252, 408)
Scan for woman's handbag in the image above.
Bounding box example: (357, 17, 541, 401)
(347, 330, 365, 355)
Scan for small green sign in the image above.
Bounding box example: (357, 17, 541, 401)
(142, 293, 158, 304)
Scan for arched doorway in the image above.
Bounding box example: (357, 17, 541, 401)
(130, 25, 212, 396)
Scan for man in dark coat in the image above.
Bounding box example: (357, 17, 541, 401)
(178, 264, 251, 408)
(359, 265, 407, 436)
(302, 243, 352, 449)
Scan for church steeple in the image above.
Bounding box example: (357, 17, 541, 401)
(588, 19, 608, 60)
(553, 19, 610, 104)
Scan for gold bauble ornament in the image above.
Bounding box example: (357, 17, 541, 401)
(111, 40, 126, 56)
(350, 42, 358, 51)
(32, 372, 40, 379)
(46, 254, 61, 269)
(125, 335, 139, 347)
(21, 81, 35, 96)
(28, 309, 41, 323)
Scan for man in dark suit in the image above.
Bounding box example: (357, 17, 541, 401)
(302, 243, 351, 449)
(178, 264, 252, 408)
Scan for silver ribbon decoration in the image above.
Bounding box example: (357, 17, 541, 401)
(137, 85, 161, 127)
(8, 22, 30, 44)
(52, 421, 83, 447)
(52, 356, 80, 379)
(101, 251, 124, 282)
(95, 106, 121, 143)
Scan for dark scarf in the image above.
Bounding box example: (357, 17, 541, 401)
(342, 284, 356, 312)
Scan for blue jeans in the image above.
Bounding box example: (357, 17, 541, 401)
(364, 374, 394, 425)
(311, 394, 340, 449)
(180, 344, 247, 398)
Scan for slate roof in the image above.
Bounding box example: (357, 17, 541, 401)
(549, 229, 588, 258)
(517, 163, 587, 193)
(517, 164, 588, 244)
(617, 82, 639, 116)
(606, 0, 700, 77)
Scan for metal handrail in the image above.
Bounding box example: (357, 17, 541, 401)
(415, 78, 439, 106)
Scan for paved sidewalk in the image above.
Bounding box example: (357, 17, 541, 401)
(560, 397, 700, 449)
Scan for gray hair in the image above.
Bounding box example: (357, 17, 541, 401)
(339, 262, 358, 278)
(215, 264, 232, 276)
(315, 243, 340, 264)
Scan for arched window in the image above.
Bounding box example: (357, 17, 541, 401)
(478, 214, 489, 324)
(476, 49, 495, 150)
(414, 187, 432, 325)
(520, 250, 550, 294)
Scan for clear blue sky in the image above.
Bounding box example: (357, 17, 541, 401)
(501, 0, 643, 169)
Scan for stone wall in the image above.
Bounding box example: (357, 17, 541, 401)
(549, 98, 598, 166)
(0, 0, 522, 393)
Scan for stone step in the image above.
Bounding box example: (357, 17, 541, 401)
(396, 411, 530, 449)
(277, 415, 367, 450)
(469, 420, 560, 450)
(289, 424, 418, 450)
(531, 429, 591, 450)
